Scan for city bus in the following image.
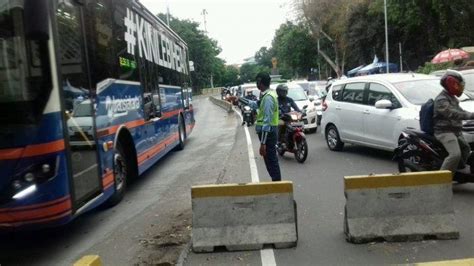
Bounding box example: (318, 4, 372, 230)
(0, 0, 195, 229)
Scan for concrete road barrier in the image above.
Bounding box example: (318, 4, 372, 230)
(209, 96, 233, 113)
(407, 258, 474, 266)
(344, 170, 459, 243)
(191, 181, 298, 252)
(73, 255, 102, 266)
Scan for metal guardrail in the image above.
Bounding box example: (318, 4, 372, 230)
(209, 96, 233, 113)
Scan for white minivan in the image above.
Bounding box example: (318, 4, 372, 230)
(321, 73, 474, 152)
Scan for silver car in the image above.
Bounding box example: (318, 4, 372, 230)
(321, 73, 474, 152)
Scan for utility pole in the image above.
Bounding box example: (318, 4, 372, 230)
(384, 0, 389, 73)
(201, 9, 212, 87)
(166, 0, 170, 26)
(201, 9, 208, 35)
(399, 42, 403, 72)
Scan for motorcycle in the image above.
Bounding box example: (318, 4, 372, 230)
(277, 111, 308, 163)
(394, 129, 474, 183)
(242, 105, 255, 126)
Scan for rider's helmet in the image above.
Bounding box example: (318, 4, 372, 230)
(276, 84, 288, 98)
(440, 69, 465, 97)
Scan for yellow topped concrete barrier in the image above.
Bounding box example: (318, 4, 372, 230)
(192, 181, 297, 252)
(408, 258, 474, 266)
(73, 255, 102, 266)
(344, 170, 459, 243)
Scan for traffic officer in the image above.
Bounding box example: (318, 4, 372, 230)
(249, 72, 281, 181)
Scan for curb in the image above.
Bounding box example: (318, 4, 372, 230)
(176, 239, 192, 266)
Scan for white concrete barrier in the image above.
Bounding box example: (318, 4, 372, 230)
(192, 181, 298, 252)
(344, 170, 459, 243)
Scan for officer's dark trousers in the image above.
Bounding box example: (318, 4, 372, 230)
(258, 130, 282, 181)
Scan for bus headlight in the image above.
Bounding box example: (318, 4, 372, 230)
(13, 185, 37, 200)
(24, 172, 35, 182)
(2, 156, 59, 203)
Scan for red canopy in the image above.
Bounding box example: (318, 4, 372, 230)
(431, 48, 470, 64)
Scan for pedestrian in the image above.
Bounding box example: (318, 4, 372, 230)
(433, 70, 474, 174)
(242, 72, 281, 181)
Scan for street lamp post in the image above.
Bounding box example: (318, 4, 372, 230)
(384, 0, 389, 73)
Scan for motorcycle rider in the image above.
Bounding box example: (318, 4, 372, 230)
(245, 90, 257, 101)
(241, 90, 258, 125)
(276, 84, 301, 147)
(433, 70, 474, 174)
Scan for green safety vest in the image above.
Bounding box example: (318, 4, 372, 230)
(256, 90, 279, 127)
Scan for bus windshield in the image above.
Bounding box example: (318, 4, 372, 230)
(0, 2, 31, 103)
(0, 1, 50, 125)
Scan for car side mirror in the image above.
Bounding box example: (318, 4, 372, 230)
(309, 96, 314, 102)
(375, 99, 393, 109)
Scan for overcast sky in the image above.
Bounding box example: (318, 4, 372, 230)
(139, 0, 295, 65)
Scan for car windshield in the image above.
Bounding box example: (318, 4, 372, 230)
(464, 73, 474, 94)
(246, 89, 260, 98)
(73, 103, 92, 117)
(393, 79, 470, 105)
(288, 87, 308, 101)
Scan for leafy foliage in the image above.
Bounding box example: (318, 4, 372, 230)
(295, 0, 474, 75)
(157, 14, 238, 90)
(272, 22, 319, 78)
(239, 63, 270, 83)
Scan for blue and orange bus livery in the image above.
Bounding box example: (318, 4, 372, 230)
(0, 0, 195, 229)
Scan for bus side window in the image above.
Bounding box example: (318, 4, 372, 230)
(112, 2, 139, 82)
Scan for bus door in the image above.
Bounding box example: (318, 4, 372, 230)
(56, 0, 102, 209)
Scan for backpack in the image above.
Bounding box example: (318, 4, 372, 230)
(419, 98, 434, 135)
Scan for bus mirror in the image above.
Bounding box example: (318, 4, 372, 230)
(24, 0, 50, 41)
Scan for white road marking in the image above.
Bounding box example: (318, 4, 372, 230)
(234, 109, 259, 183)
(234, 107, 277, 266)
(260, 248, 277, 266)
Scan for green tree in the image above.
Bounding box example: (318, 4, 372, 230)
(221, 65, 240, 86)
(272, 22, 319, 78)
(239, 63, 270, 83)
(345, 0, 474, 72)
(297, 0, 365, 77)
(255, 47, 274, 68)
(157, 14, 226, 91)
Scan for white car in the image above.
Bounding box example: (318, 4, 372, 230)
(321, 73, 474, 152)
(271, 83, 319, 133)
(67, 100, 95, 147)
(430, 69, 474, 98)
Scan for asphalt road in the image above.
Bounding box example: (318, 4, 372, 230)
(184, 98, 474, 265)
(0, 96, 472, 265)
